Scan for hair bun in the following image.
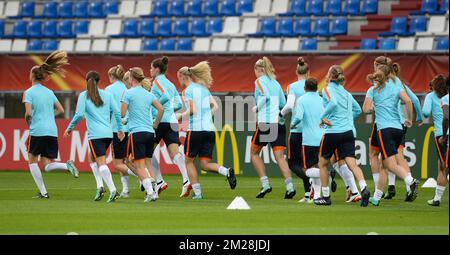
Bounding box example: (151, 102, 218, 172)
(162, 56, 169, 65)
(297, 57, 305, 66)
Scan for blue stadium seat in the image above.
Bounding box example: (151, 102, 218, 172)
(331, 17, 348, 35)
(314, 18, 330, 36)
(204, 0, 220, 16)
(43, 40, 58, 51)
(43, 21, 57, 38)
(326, 0, 343, 15)
(21, 1, 35, 18)
(0, 21, 5, 38)
(169, 0, 185, 17)
(105, 1, 119, 15)
(295, 18, 316, 36)
(156, 18, 172, 36)
(344, 0, 361, 16)
(123, 19, 139, 37)
(160, 38, 176, 51)
(140, 19, 155, 37)
(28, 21, 42, 38)
(42, 2, 58, 19)
(436, 37, 449, 50)
(152, 0, 169, 17)
(89, 1, 105, 18)
(59, 1, 73, 18)
(281, 0, 307, 16)
(379, 38, 396, 50)
(207, 18, 223, 34)
(28, 40, 42, 51)
(362, 0, 378, 14)
(411, 0, 440, 15)
(307, 0, 324, 16)
(74, 1, 89, 18)
(75, 20, 89, 35)
(379, 17, 412, 36)
(301, 38, 317, 50)
(12, 21, 28, 38)
(191, 18, 208, 36)
(278, 18, 294, 36)
(360, 38, 377, 49)
(143, 39, 158, 51)
(251, 18, 276, 37)
(409, 16, 427, 33)
(173, 19, 190, 36)
(177, 38, 193, 51)
(221, 0, 236, 16)
(441, 0, 449, 13)
(58, 20, 74, 38)
(238, 0, 253, 15)
(186, 0, 203, 16)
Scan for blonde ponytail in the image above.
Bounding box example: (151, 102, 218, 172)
(186, 61, 213, 88)
(255, 56, 276, 80)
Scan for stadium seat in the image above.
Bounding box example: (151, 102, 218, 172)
(208, 18, 223, 34)
(59, 39, 75, 52)
(246, 38, 264, 51)
(109, 39, 125, 51)
(42, 2, 58, 19)
(156, 18, 172, 36)
(416, 37, 434, 50)
(440, 0, 449, 13)
(204, 0, 220, 16)
(412, 0, 446, 15)
(272, 0, 290, 14)
(301, 38, 318, 50)
(59, 1, 73, 18)
(436, 37, 449, 49)
(92, 39, 108, 52)
(229, 38, 246, 51)
(326, 0, 343, 15)
(144, 39, 158, 51)
(75, 21, 89, 35)
(105, 1, 119, 15)
(211, 38, 228, 51)
(264, 38, 282, 51)
(106, 19, 122, 36)
(0, 40, 12, 52)
(194, 38, 211, 51)
(123, 20, 139, 37)
(140, 19, 155, 37)
(360, 38, 376, 49)
(28, 21, 42, 38)
(42, 21, 57, 38)
(173, 19, 189, 36)
(295, 18, 316, 36)
(222, 17, 240, 34)
(397, 37, 415, 50)
(421, 16, 446, 34)
(282, 38, 300, 51)
(221, 0, 236, 16)
(43, 40, 58, 51)
(120, 0, 137, 16)
(281, 0, 307, 16)
(88, 19, 105, 36)
(136, 1, 152, 16)
(12, 21, 28, 38)
(331, 17, 348, 35)
(362, 0, 378, 14)
(152, 0, 168, 17)
(379, 17, 411, 37)
(177, 38, 193, 51)
(20, 1, 35, 18)
(241, 17, 258, 34)
(125, 39, 142, 52)
(169, 0, 185, 17)
(187, 0, 202, 16)
(12, 39, 27, 52)
(237, 0, 253, 15)
(89, 1, 105, 18)
(252, 18, 276, 37)
(314, 18, 330, 36)
(0, 2, 4, 17)
(307, 0, 324, 16)
(379, 38, 396, 50)
(74, 1, 89, 18)
(409, 16, 427, 34)
(278, 18, 295, 37)
(344, 0, 361, 16)
(0, 21, 4, 38)
(58, 20, 74, 38)
(254, 0, 271, 14)
(4, 1, 20, 17)
(160, 38, 175, 51)
(191, 18, 208, 36)
(28, 40, 42, 51)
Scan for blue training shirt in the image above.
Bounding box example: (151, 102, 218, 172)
(255, 75, 286, 124)
(292, 91, 324, 146)
(287, 80, 305, 133)
(423, 92, 445, 137)
(122, 86, 158, 134)
(396, 78, 423, 124)
(105, 80, 129, 133)
(184, 82, 215, 132)
(441, 94, 449, 137)
(151, 74, 183, 124)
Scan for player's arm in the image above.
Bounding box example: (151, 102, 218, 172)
(54, 101, 65, 116)
(399, 89, 413, 128)
(110, 95, 123, 132)
(363, 87, 374, 114)
(174, 92, 183, 112)
(352, 96, 362, 118)
(405, 86, 424, 123)
(210, 95, 219, 114)
(152, 99, 164, 129)
(442, 105, 449, 144)
(65, 94, 85, 135)
(421, 94, 432, 119)
(291, 101, 303, 129)
(24, 103, 32, 126)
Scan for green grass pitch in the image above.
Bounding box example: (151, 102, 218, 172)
(0, 171, 448, 235)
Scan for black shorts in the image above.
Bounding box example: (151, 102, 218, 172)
(252, 123, 287, 152)
(155, 123, 181, 146)
(89, 138, 112, 159)
(302, 145, 320, 169)
(319, 131, 355, 160)
(27, 136, 58, 159)
(184, 131, 215, 159)
(288, 132, 302, 161)
(112, 132, 129, 159)
(370, 123, 380, 152)
(400, 124, 407, 149)
(127, 132, 155, 160)
(378, 128, 404, 159)
(435, 136, 448, 165)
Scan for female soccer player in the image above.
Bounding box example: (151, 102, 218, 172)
(441, 89, 449, 178)
(251, 56, 296, 199)
(23, 50, 79, 199)
(149, 56, 191, 198)
(177, 61, 237, 200)
(363, 64, 420, 206)
(65, 71, 124, 202)
(317, 65, 370, 206)
(423, 75, 449, 206)
(121, 67, 164, 203)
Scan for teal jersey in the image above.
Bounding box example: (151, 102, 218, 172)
(423, 92, 445, 137)
(67, 90, 122, 140)
(287, 80, 305, 133)
(255, 75, 286, 124)
(151, 74, 183, 124)
(366, 79, 404, 131)
(184, 82, 215, 132)
(105, 80, 129, 133)
(22, 84, 59, 137)
(321, 82, 361, 134)
(396, 78, 423, 124)
(122, 86, 157, 134)
(292, 92, 324, 146)
(441, 94, 449, 136)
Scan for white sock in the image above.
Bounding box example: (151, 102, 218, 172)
(285, 177, 294, 191)
(340, 164, 359, 194)
(99, 165, 116, 193)
(121, 175, 129, 193)
(29, 163, 47, 195)
(90, 163, 103, 189)
(218, 166, 229, 177)
(260, 176, 269, 187)
(311, 178, 321, 199)
(404, 173, 413, 186)
(127, 169, 138, 178)
(306, 168, 320, 178)
(332, 162, 340, 172)
(142, 178, 155, 194)
(358, 180, 367, 191)
(404, 173, 411, 192)
(374, 188, 384, 201)
(173, 153, 190, 183)
(434, 185, 446, 202)
(192, 183, 202, 196)
(372, 173, 380, 189)
(322, 186, 330, 197)
(44, 162, 68, 172)
(388, 171, 396, 186)
(151, 156, 164, 183)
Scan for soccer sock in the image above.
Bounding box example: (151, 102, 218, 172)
(142, 178, 155, 194)
(260, 176, 270, 188)
(404, 173, 411, 192)
(98, 165, 116, 193)
(340, 164, 359, 194)
(218, 166, 229, 177)
(173, 153, 190, 183)
(434, 185, 446, 202)
(404, 173, 413, 187)
(311, 178, 321, 199)
(44, 162, 68, 172)
(121, 175, 129, 193)
(192, 183, 202, 196)
(374, 188, 384, 201)
(358, 180, 367, 191)
(305, 168, 320, 178)
(127, 169, 138, 178)
(332, 162, 340, 172)
(29, 163, 47, 195)
(90, 163, 103, 189)
(372, 173, 380, 189)
(285, 177, 294, 191)
(322, 186, 330, 198)
(151, 156, 164, 183)
(388, 171, 396, 186)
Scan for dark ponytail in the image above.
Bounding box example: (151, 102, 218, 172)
(152, 56, 169, 75)
(296, 57, 309, 76)
(86, 71, 103, 107)
(367, 64, 390, 91)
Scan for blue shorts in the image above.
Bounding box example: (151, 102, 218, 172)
(378, 128, 404, 159)
(127, 132, 155, 160)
